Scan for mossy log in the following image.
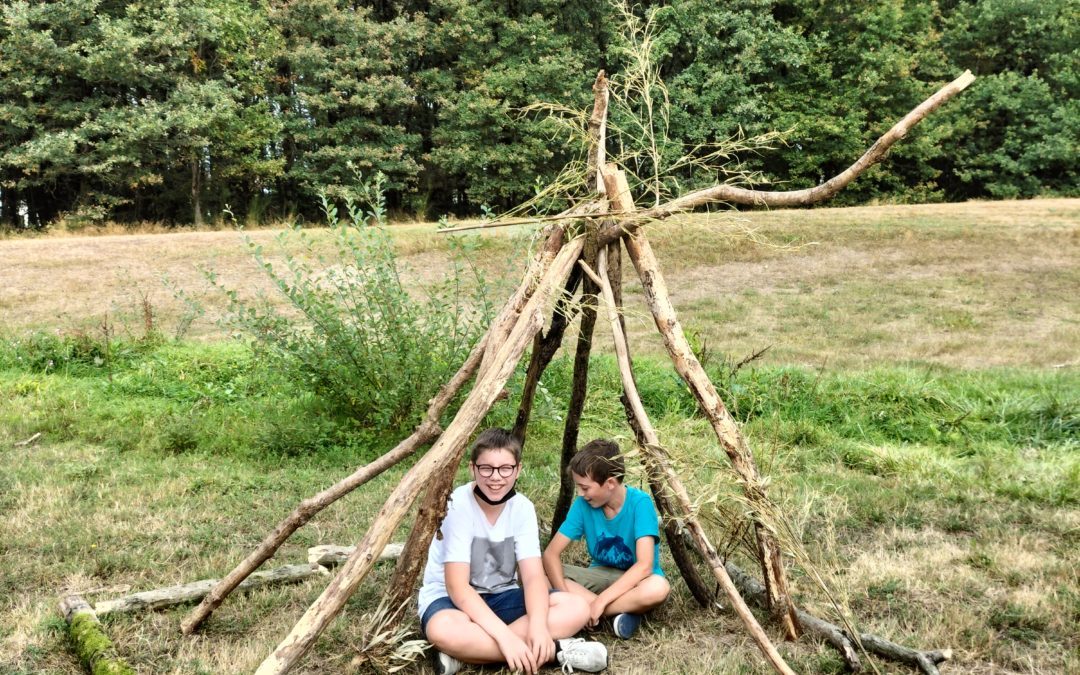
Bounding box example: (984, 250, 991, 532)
(60, 594, 136, 675)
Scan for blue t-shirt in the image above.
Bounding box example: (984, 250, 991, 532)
(558, 485, 664, 576)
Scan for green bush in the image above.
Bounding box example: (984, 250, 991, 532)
(213, 173, 493, 432)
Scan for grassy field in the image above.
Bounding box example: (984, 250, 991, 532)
(0, 199, 1077, 674)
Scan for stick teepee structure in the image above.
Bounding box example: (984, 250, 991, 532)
(180, 68, 976, 675)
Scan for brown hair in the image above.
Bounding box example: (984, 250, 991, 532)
(470, 427, 523, 463)
(569, 439, 624, 484)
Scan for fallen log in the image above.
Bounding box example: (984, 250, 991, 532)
(307, 543, 404, 567)
(60, 594, 136, 675)
(98, 564, 330, 617)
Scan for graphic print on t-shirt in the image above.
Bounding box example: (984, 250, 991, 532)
(594, 532, 634, 569)
(470, 536, 517, 593)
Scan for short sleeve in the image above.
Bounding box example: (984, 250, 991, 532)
(512, 499, 542, 561)
(633, 491, 661, 541)
(441, 496, 474, 564)
(557, 496, 586, 541)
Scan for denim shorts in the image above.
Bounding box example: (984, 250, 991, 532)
(420, 587, 527, 636)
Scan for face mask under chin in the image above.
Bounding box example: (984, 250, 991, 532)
(473, 483, 517, 506)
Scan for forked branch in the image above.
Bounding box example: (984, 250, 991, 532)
(599, 70, 975, 244)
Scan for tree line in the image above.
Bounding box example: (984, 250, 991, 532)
(0, 0, 1075, 229)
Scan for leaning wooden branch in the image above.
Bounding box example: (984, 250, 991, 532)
(255, 237, 586, 675)
(584, 249, 794, 675)
(180, 335, 487, 635)
(60, 595, 136, 675)
(607, 167, 800, 639)
(598, 70, 975, 244)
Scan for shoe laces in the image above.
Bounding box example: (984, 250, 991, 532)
(559, 637, 585, 674)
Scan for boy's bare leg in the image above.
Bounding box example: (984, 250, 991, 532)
(426, 592, 589, 664)
(565, 575, 670, 616)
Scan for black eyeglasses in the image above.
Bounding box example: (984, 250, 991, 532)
(474, 463, 518, 478)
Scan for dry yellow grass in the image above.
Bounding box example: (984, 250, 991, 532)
(2, 199, 1077, 370)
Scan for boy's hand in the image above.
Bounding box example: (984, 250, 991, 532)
(588, 597, 608, 627)
(527, 623, 555, 666)
(497, 633, 539, 674)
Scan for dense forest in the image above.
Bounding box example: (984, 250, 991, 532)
(0, 0, 1076, 228)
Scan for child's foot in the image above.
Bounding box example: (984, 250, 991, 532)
(612, 612, 642, 639)
(556, 637, 608, 672)
(432, 650, 462, 675)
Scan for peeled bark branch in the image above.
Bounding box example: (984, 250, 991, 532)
(180, 336, 487, 635)
(587, 70, 609, 195)
(608, 167, 800, 639)
(585, 248, 794, 675)
(512, 266, 582, 443)
(599, 70, 975, 245)
(381, 460, 458, 618)
(101, 564, 329, 617)
(255, 237, 585, 675)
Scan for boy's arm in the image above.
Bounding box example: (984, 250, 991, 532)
(445, 562, 538, 673)
(591, 536, 657, 617)
(542, 532, 573, 592)
(519, 557, 555, 665)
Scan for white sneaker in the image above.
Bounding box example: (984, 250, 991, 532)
(556, 637, 608, 673)
(432, 650, 462, 675)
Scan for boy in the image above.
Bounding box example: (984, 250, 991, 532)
(543, 439, 671, 639)
(419, 428, 608, 675)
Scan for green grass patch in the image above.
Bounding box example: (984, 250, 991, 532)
(1, 334, 1077, 673)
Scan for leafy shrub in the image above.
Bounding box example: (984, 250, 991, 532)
(213, 173, 492, 432)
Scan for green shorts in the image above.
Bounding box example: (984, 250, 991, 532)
(562, 564, 626, 594)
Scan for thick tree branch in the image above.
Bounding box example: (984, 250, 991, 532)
(599, 70, 975, 245)
(585, 249, 795, 675)
(255, 237, 585, 675)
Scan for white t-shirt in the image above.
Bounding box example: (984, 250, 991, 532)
(417, 482, 542, 617)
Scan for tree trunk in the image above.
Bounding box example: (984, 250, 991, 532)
(255, 237, 585, 675)
(191, 155, 204, 228)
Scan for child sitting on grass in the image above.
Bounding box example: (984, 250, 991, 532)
(419, 428, 608, 674)
(543, 439, 671, 639)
